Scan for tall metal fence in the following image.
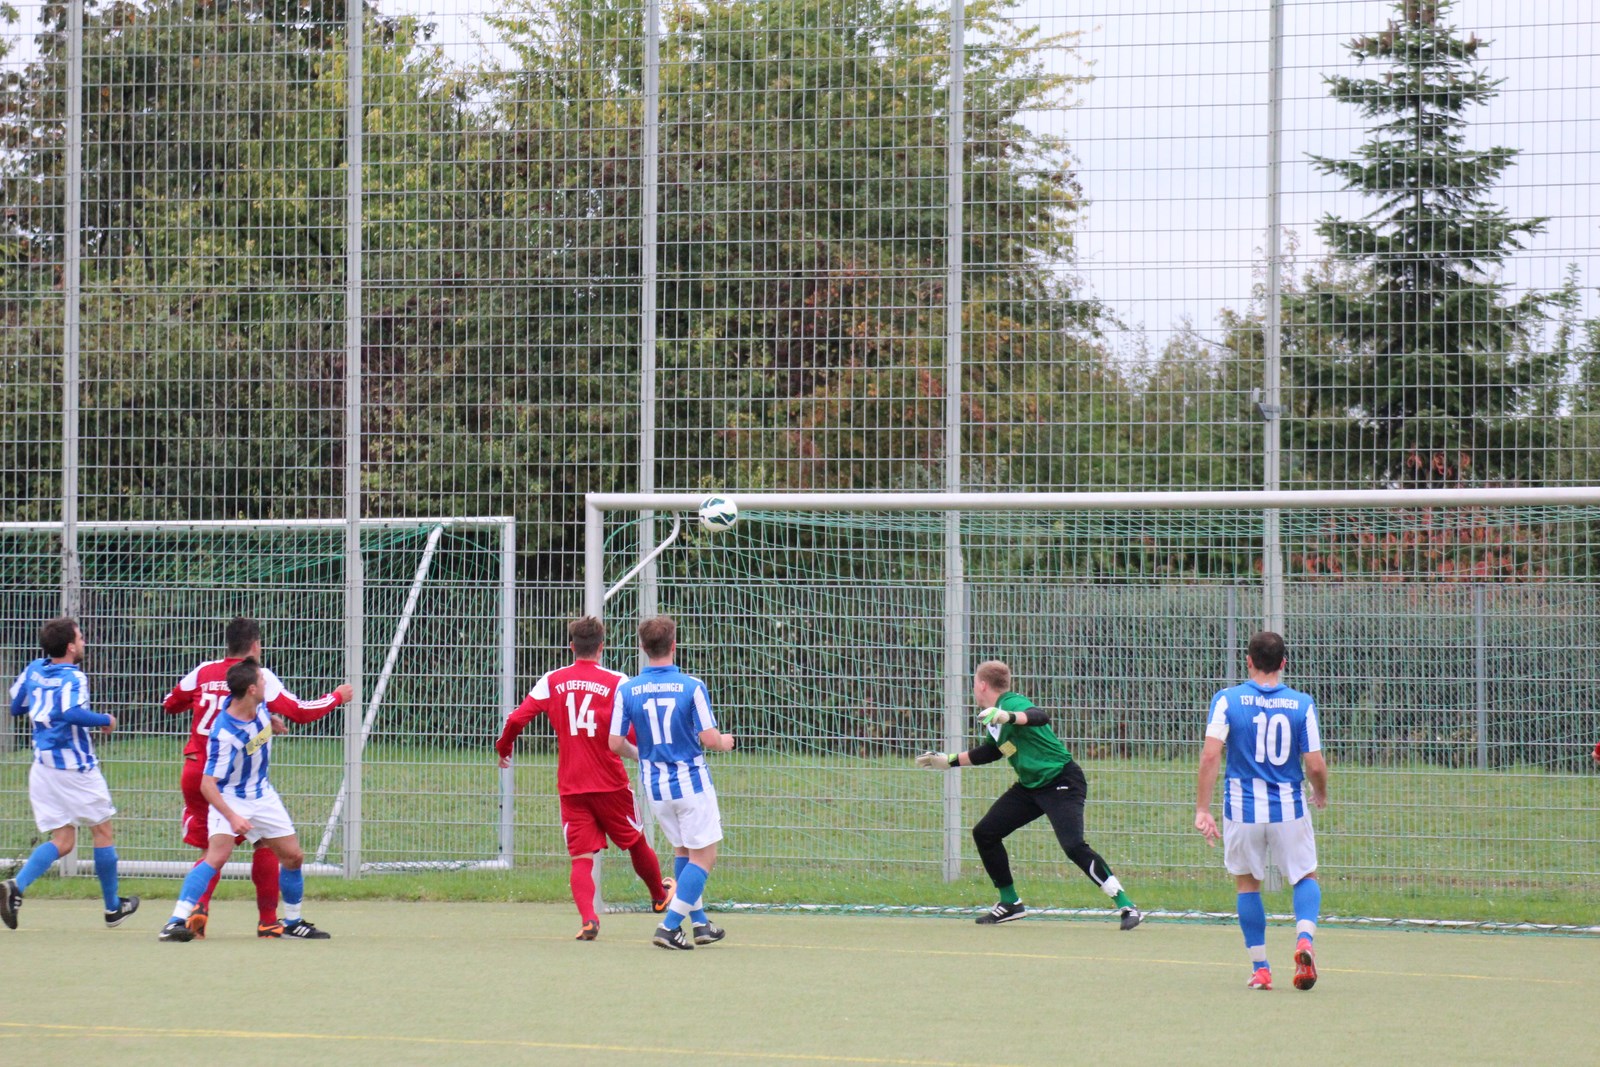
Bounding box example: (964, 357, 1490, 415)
(2, 0, 1598, 911)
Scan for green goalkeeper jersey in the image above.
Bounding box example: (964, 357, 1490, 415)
(988, 691, 1074, 789)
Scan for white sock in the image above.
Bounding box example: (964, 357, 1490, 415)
(1101, 875, 1123, 899)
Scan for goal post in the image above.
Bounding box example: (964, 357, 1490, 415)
(587, 488, 1600, 914)
(0, 517, 517, 880)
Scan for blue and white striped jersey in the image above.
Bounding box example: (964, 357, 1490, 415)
(612, 665, 718, 802)
(203, 699, 276, 800)
(1205, 680, 1321, 823)
(8, 658, 111, 773)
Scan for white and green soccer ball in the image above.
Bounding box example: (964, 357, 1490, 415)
(698, 496, 738, 533)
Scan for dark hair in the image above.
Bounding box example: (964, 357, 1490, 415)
(225, 616, 262, 657)
(39, 616, 80, 659)
(975, 660, 1012, 692)
(638, 616, 677, 659)
(226, 657, 262, 698)
(1247, 631, 1286, 674)
(568, 616, 605, 658)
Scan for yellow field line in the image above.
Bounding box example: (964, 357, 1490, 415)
(0, 1023, 1024, 1067)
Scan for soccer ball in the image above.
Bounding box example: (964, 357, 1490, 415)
(698, 497, 738, 532)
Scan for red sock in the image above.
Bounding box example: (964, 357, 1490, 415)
(252, 846, 281, 925)
(627, 839, 667, 901)
(569, 857, 597, 924)
(196, 858, 223, 911)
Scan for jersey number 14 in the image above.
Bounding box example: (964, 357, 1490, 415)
(567, 693, 599, 737)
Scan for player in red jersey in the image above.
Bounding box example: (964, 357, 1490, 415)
(162, 616, 352, 938)
(496, 615, 672, 940)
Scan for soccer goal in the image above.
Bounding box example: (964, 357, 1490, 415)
(587, 489, 1600, 917)
(0, 517, 516, 879)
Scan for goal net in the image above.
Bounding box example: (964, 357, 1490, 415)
(0, 518, 515, 878)
(590, 491, 1600, 921)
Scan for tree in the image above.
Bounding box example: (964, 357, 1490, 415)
(1285, 0, 1552, 489)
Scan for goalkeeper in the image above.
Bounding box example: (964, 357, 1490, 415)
(917, 660, 1142, 930)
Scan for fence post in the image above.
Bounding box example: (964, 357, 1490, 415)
(342, 0, 366, 879)
(941, 0, 967, 883)
(61, 0, 84, 621)
(1261, 0, 1285, 635)
(1474, 585, 1488, 770)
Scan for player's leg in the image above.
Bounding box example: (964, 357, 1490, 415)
(163, 833, 236, 941)
(1036, 763, 1140, 928)
(88, 817, 139, 926)
(1, 798, 75, 931)
(179, 760, 221, 934)
(262, 828, 326, 939)
(561, 794, 607, 937)
(971, 785, 1039, 922)
(1223, 820, 1272, 987)
(595, 788, 671, 912)
(1273, 819, 1321, 990)
(649, 797, 709, 950)
(251, 843, 281, 928)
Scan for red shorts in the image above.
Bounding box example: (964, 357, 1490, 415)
(180, 757, 246, 849)
(559, 789, 644, 857)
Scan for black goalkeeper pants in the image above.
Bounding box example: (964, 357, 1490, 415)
(971, 761, 1119, 894)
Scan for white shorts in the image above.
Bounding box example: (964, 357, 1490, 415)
(648, 786, 723, 850)
(29, 763, 117, 834)
(1223, 814, 1318, 884)
(207, 786, 297, 843)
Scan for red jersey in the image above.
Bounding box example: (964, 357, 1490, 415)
(495, 659, 631, 795)
(163, 657, 348, 759)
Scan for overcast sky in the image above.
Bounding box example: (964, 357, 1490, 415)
(5, 0, 1594, 353)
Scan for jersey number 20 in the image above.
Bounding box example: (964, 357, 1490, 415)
(1251, 712, 1292, 766)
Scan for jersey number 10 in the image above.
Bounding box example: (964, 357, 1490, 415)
(1251, 711, 1292, 766)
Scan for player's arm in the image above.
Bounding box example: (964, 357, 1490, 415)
(265, 669, 354, 725)
(699, 726, 735, 752)
(59, 675, 114, 733)
(495, 694, 544, 767)
(200, 774, 250, 836)
(915, 740, 1002, 770)
(10, 671, 30, 717)
(692, 684, 734, 751)
(1302, 750, 1328, 810)
(162, 667, 200, 716)
(1194, 736, 1225, 845)
(978, 707, 1051, 728)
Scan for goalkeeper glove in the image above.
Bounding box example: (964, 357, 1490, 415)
(978, 707, 1012, 727)
(915, 751, 959, 770)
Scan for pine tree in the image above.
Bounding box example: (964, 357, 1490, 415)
(1285, 0, 1551, 488)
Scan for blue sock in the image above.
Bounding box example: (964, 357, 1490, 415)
(93, 846, 120, 910)
(670, 856, 708, 923)
(665, 862, 709, 931)
(15, 841, 61, 892)
(280, 867, 304, 907)
(1293, 877, 1321, 940)
(172, 861, 217, 921)
(1238, 890, 1268, 969)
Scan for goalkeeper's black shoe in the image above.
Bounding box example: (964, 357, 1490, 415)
(652, 923, 694, 950)
(693, 921, 726, 945)
(159, 919, 195, 943)
(281, 919, 331, 940)
(976, 900, 1026, 925)
(1120, 906, 1144, 931)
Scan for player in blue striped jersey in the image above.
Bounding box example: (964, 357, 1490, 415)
(609, 616, 736, 950)
(159, 658, 332, 941)
(3, 617, 139, 931)
(1195, 631, 1328, 991)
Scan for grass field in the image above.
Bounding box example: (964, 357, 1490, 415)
(6, 736, 1597, 925)
(0, 900, 1594, 1066)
